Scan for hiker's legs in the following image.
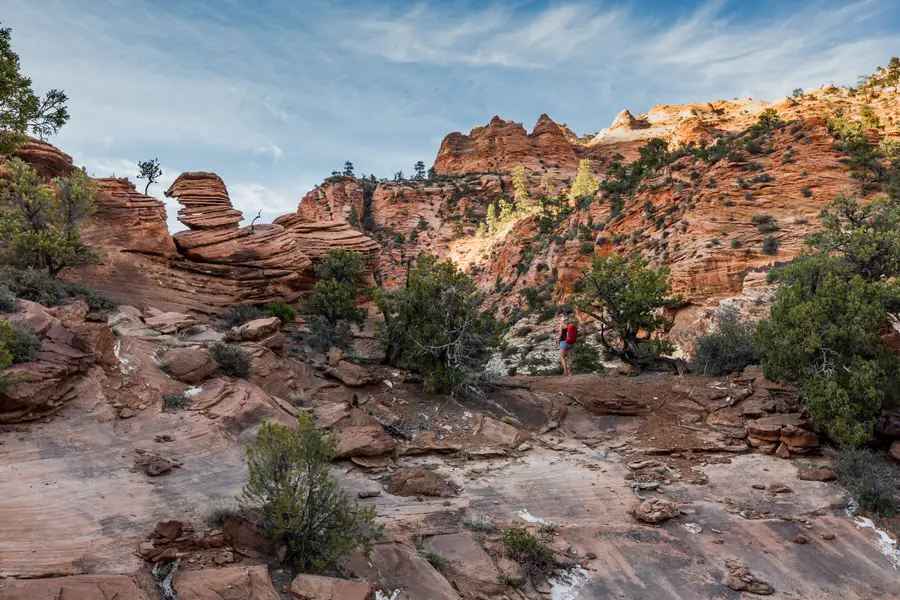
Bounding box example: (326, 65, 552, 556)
(566, 347, 574, 374)
(559, 341, 569, 375)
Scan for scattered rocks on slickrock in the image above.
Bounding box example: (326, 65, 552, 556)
(725, 560, 774, 595)
(746, 414, 819, 456)
(289, 573, 374, 600)
(387, 467, 455, 497)
(0, 300, 96, 423)
(0, 575, 144, 600)
(631, 497, 681, 524)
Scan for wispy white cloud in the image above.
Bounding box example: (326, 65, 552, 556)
(4, 0, 900, 233)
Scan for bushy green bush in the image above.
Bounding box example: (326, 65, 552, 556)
(264, 300, 297, 325)
(3, 320, 42, 363)
(694, 306, 757, 375)
(0, 267, 116, 310)
(163, 394, 189, 410)
(0, 285, 17, 313)
(206, 500, 241, 529)
(304, 249, 367, 351)
(572, 342, 602, 373)
(239, 413, 380, 571)
(756, 194, 900, 447)
(761, 235, 779, 255)
(209, 343, 252, 378)
(501, 525, 555, 584)
(833, 448, 898, 517)
(375, 254, 500, 393)
(463, 517, 499, 533)
(222, 304, 266, 328)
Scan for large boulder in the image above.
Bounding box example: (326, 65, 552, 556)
(289, 574, 373, 600)
(144, 311, 198, 334)
(161, 347, 219, 384)
(1, 300, 97, 423)
(0, 575, 144, 600)
(387, 467, 455, 497)
(631, 498, 681, 524)
(329, 360, 378, 387)
(342, 543, 459, 600)
(226, 317, 281, 342)
(336, 425, 397, 458)
(890, 440, 900, 463)
(426, 533, 503, 596)
(173, 565, 279, 600)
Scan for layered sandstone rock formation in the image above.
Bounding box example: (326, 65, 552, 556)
(434, 113, 578, 176)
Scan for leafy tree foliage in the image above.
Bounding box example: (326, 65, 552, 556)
(239, 414, 380, 572)
(755, 194, 900, 447)
(568, 159, 599, 204)
(693, 306, 758, 375)
(512, 165, 530, 205)
(576, 253, 680, 368)
(0, 23, 69, 154)
(136, 158, 162, 195)
(0, 320, 24, 392)
(375, 254, 500, 393)
(0, 159, 98, 277)
(304, 248, 367, 351)
(264, 300, 297, 325)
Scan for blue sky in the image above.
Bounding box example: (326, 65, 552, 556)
(4, 0, 899, 230)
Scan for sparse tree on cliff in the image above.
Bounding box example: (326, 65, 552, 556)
(343, 161, 355, 177)
(414, 161, 426, 180)
(136, 158, 162, 195)
(393, 169, 404, 181)
(539, 171, 556, 196)
(0, 23, 70, 154)
(576, 253, 680, 371)
(0, 158, 98, 277)
(568, 159, 599, 204)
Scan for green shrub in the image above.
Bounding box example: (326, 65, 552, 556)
(206, 500, 241, 529)
(163, 394, 189, 410)
(463, 517, 499, 533)
(209, 343, 252, 378)
(833, 449, 898, 517)
(572, 342, 602, 373)
(304, 249, 367, 352)
(416, 543, 445, 571)
(375, 254, 500, 393)
(501, 525, 555, 583)
(0, 285, 17, 313)
(762, 235, 779, 255)
(0, 267, 116, 310)
(801, 187, 812, 198)
(730, 239, 743, 249)
(222, 304, 266, 328)
(694, 307, 757, 375)
(3, 320, 42, 363)
(264, 300, 296, 325)
(239, 414, 381, 572)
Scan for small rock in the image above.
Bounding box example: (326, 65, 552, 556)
(799, 468, 836, 482)
(775, 442, 790, 459)
(713, 539, 724, 545)
(357, 490, 381, 499)
(631, 497, 681, 524)
(770, 485, 793, 494)
(752, 484, 766, 490)
(821, 532, 835, 540)
(585, 552, 597, 560)
(516, 442, 532, 452)
(793, 535, 808, 545)
(137, 403, 148, 411)
(725, 560, 773, 595)
(119, 408, 135, 419)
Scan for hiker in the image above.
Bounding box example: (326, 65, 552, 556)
(558, 316, 577, 376)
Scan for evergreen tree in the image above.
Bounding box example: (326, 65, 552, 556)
(414, 161, 426, 181)
(136, 158, 162, 195)
(343, 161, 355, 177)
(0, 23, 69, 154)
(0, 159, 97, 277)
(512, 165, 530, 206)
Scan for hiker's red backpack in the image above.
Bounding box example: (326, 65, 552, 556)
(565, 324, 577, 344)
